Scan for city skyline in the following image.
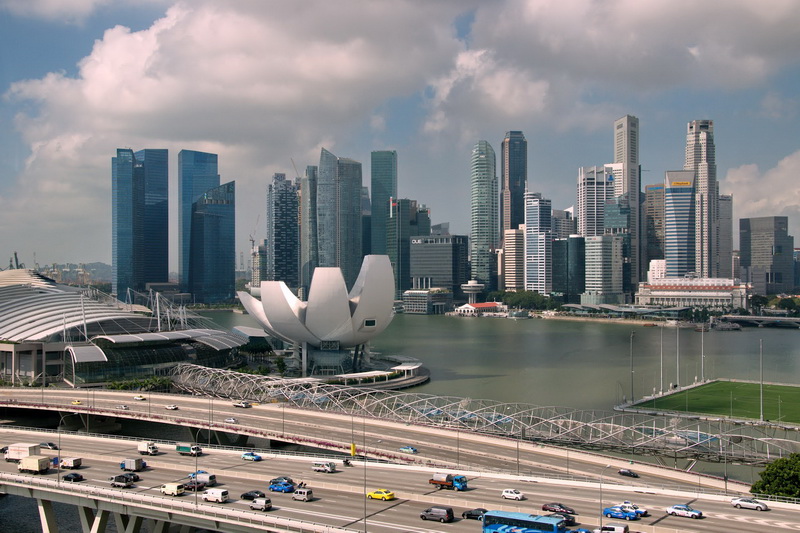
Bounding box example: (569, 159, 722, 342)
(1, 1, 800, 269)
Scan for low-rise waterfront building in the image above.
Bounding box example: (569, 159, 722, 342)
(402, 288, 453, 315)
(634, 277, 749, 310)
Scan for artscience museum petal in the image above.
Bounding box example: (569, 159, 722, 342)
(237, 255, 395, 375)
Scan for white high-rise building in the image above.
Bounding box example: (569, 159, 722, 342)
(524, 192, 552, 294)
(470, 140, 498, 289)
(685, 119, 717, 278)
(581, 234, 625, 305)
(611, 115, 641, 286)
(503, 226, 525, 292)
(577, 166, 614, 237)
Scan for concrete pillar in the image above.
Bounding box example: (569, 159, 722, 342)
(36, 499, 58, 533)
(114, 514, 143, 533)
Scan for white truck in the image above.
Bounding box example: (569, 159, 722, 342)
(4, 443, 40, 463)
(60, 457, 82, 469)
(18, 455, 51, 474)
(137, 441, 159, 455)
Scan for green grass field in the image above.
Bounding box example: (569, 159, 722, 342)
(634, 380, 800, 424)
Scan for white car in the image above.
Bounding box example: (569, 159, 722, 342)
(618, 500, 648, 516)
(133, 395, 147, 401)
(117, 404, 130, 410)
(164, 404, 179, 410)
(665, 504, 703, 519)
(501, 488, 524, 500)
(731, 497, 769, 511)
(224, 417, 238, 424)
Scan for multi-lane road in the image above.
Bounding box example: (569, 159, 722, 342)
(2, 389, 800, 532)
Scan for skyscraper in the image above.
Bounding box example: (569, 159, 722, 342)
(387, 198, 430, 297)
(111, 148, 168, 299)
(740, 216, 794, 295)
(410, 234, 469, 296)
(577, 166, 614, 238)
(718, 194, 733, 278)
(685, 119, 717, 277)
(189, 181, 235, 303)
(644, 183, 666, 271)
(664, 170, 696, 278)
(500, 131, 527, 234)
(179, 150, 220, 290)
(470, 140, 498, 289)
(502, 227, 525, 292)
(552, 235, 585, 304)
(299, 165, 318, 298)
(266, 173, 299, 288)
(611, 115, 640, 285)
(317, 148, 363, 289)
(524, 191, 552, 294)
(582, 234, 624, 305)
(370, 150, 397, 256)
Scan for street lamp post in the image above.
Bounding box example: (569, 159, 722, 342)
(194, 448, 199, 508)
(629, 331, 635, 403)
(599, 464, 612, 529)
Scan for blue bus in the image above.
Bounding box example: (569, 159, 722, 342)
(482, 510, 569, 533)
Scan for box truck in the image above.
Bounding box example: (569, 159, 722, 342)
(4, 443, 40, 462)
(60, 457, 82, 469)
(120, 458, 146, 471)
(18, 455, 50, 474)
(176, 443, 202, 456)
(138, 442, 159, 455)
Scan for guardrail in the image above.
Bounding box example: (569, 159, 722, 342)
(0, 471, 357, 533)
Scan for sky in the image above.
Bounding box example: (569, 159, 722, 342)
(2, 0, 800, 272)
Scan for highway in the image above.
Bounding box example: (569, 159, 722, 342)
(2, 388, 800, 532)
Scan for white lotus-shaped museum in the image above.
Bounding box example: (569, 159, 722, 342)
(237, 255, 395, 350)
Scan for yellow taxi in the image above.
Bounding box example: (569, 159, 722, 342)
(70, 400, 82, 405)
(366, 489, 395, 501)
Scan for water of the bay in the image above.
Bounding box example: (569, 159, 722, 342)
(206, 311, 800, 412)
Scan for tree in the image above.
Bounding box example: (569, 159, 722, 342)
(751, 453, 800, 497)
(750, 295, 769, 315)
(777, 298, 797, 313)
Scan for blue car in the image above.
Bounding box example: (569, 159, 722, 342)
(603, 506, 639, 521)
(241, 452, 262, 462)
(398, 445, 418, 454)
(268, 481, 295, 493)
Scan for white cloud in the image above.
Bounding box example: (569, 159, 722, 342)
(723, 150, 800, 243)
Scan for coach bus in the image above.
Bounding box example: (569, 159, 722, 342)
(482, 510, 569, 533)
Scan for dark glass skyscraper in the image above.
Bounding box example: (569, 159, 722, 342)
(370, 150, 397, 255)
(500, 131, 527, 234)
(317, 148, 363, 289)
(740, 216, 794, 295)
(190, 182, 235, 303)
(387, 198, 430, 297)
(179, 150, 220, 290)
(299, 165, 318, 298)
(111, 148, 168, 299)
(266, 173, 299, 288)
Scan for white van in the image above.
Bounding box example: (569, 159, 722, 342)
(160, 483, 185, 497)
(593, 525, 630, 533)
(292, 488, 313, 501)
(312, 461, 336, 473)
(201, 488, 229, 503)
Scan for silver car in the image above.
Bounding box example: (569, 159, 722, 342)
(731, 497, 769, 511)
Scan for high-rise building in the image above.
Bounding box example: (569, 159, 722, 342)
(610, 115, 641, 286)
(189, 181, 235, 303)
(604, 194, 633, 298)
(179, 150, 220, 290)
(410, 235, 469, 297)
(718, 194, 733, 278)
(740, 216, 794, 295)
(370, 150, 397, 256)
(387, 198, 430, 297)
(500, 131, 527, 235)
(685, 119, 717, 277)
(524, 192, 552, 294)
(266, 173, 299, 288)
(299, 165, 318, 298)
(552, 235, 585, 304)
(111, 148, 168, 299)
(317, 148, 363, 289)
(644, 183, 666, 271)
(502, 227, 525, 292)
(577, 166, 614, 237)
(361, 186, 372, 257)
(470, 140, 498, 289)
(251, 239, 268, 288)
(581, 234, 625, 305)
(664, 170, 696, 278)
(551, 209, 576, 239)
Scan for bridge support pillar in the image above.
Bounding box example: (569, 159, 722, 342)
(36, 498, 58, 533)
(114, 513, 143, 533)
(78, 506, 110, 533)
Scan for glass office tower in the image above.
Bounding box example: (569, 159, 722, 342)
(179, 150, 220, 290)
(371, 150, 397, 255)
(189, 182, 235, 303)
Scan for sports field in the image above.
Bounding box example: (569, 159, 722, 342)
(634, 380, 800, 424)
